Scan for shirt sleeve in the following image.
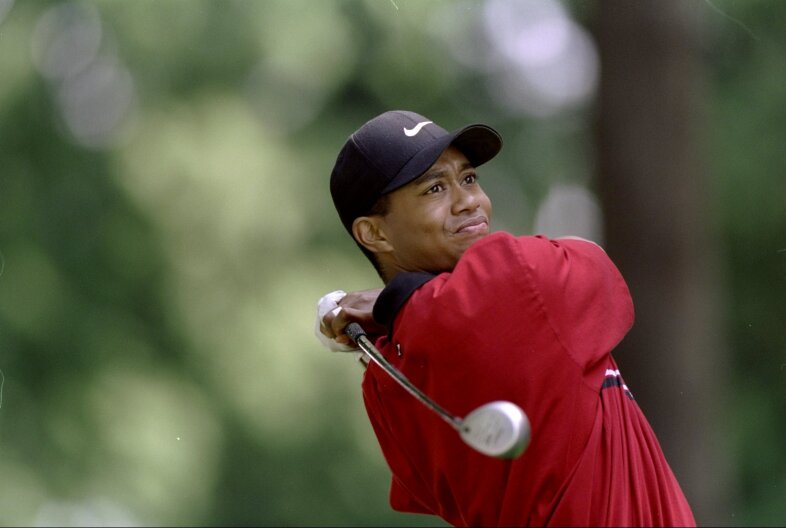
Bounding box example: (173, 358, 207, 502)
(390, 476, 433, 514)
(362, 372, 437, 516)
(516, 235, 634, 368)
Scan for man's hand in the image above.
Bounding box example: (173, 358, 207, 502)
(320, 288, 384, 345)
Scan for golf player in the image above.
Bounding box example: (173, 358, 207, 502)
(317, 110, 696, 527)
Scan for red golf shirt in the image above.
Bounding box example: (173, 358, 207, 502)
(362, 232, 695, 527)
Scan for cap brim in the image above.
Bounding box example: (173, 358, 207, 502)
(381, 124, 502, 194)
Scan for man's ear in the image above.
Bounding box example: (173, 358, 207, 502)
(352, 216, 393, 255)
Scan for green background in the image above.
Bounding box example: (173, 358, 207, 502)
(0, 0, 783, 526)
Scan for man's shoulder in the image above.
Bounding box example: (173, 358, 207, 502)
(413, 232, 537, 304)
(457, 231, 553, 269)
(397, 232, 611, 319)
(462, 230, 522, 259)
(445, 231, 612, 297)
(464, 231, 607, 264)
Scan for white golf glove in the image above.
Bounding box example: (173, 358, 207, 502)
(314, 290, 362, 358)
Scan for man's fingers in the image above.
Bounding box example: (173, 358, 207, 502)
(330, 307, 349, 338)
(329, 307, 358, 345)
(320, 307, 339, 339)
(322, 305, 349, 341)
(330, 307, 353, 344)
(320, 293, 383, 344)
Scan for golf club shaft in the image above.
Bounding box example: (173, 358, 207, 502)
(346, 323, 463, 430)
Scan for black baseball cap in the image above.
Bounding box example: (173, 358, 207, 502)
(330, 110, 502, 234)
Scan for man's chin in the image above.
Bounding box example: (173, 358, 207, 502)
(462, 229, 490, 244)
(455, 231, 489, 256)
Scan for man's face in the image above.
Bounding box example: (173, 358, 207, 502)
(377, 146, 493, 275)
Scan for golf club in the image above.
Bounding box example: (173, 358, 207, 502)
(345, 322, 530, 459)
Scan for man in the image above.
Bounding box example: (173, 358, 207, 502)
(317, 110, 695, 526)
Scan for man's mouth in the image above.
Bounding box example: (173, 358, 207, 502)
(455, 217, 489, 235)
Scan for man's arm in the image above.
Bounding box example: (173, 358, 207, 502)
(555, 235, 605, 251)
(527, 236, 634, 365)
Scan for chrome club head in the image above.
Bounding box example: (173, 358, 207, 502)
(459, 401, 530, 459)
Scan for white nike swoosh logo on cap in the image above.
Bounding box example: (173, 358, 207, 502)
(403, 121, 432, 137)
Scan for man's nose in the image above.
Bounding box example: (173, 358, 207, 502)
(451, 185, 480, 214)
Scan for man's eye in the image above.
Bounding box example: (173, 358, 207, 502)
(463, 173, 477, 184)
(426, 183, 444, 194)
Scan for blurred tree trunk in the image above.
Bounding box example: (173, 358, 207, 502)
(593, 1, 730, 524)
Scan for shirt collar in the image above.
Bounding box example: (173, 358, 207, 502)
(373, 271, 436, 335)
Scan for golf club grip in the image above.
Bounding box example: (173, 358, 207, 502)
(345, 322, 366, 343)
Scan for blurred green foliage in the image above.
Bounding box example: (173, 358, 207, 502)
(0, 0, 782, 525)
